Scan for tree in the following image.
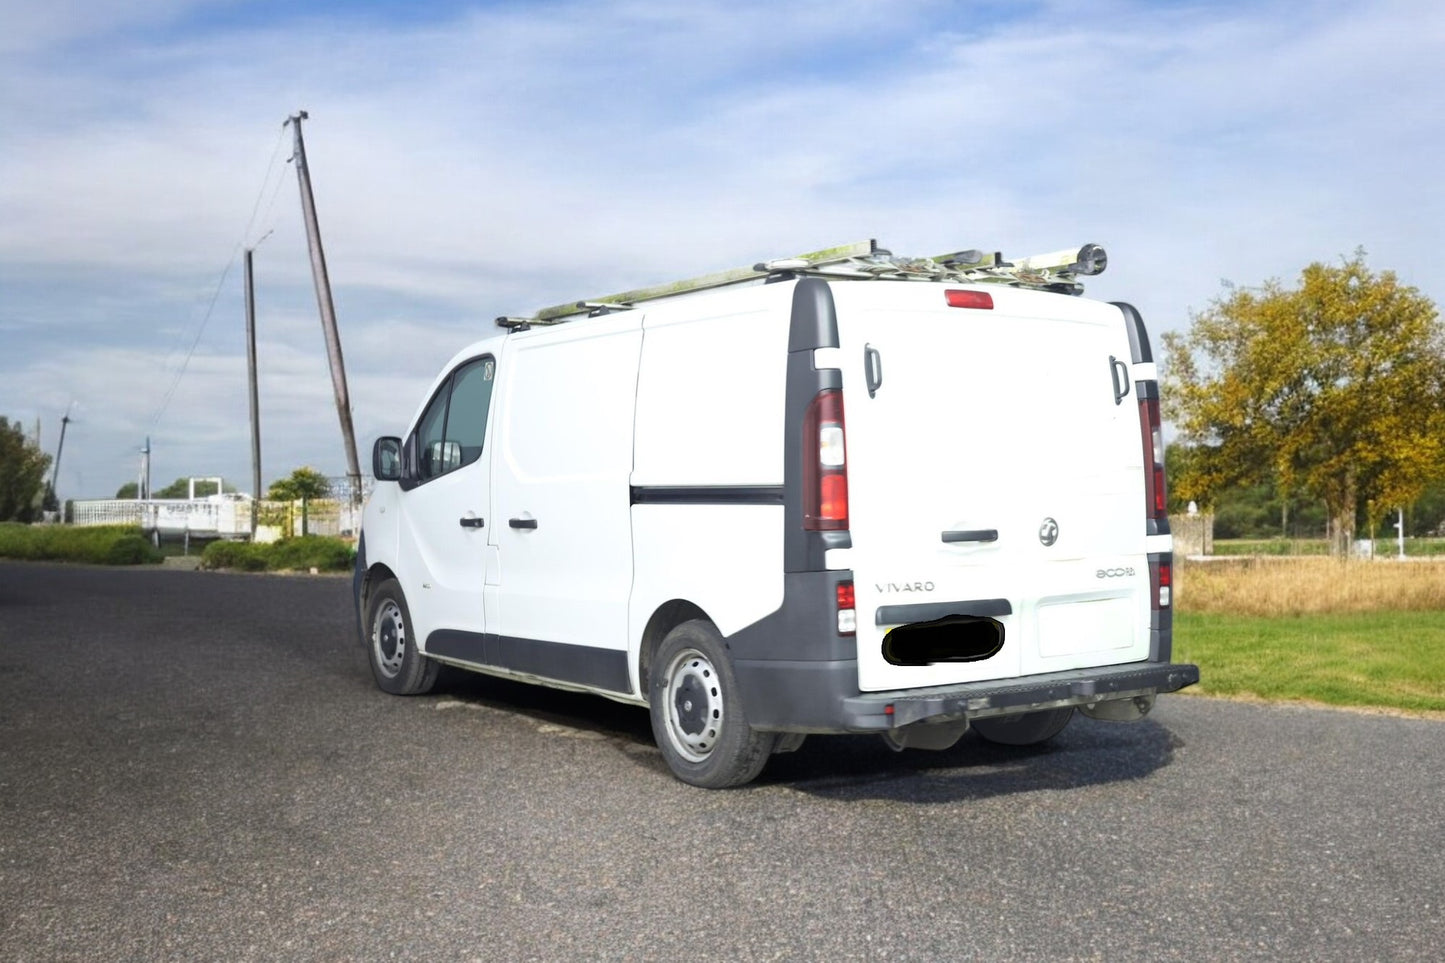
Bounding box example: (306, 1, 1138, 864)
(0, 417, 52, 522)
(1163, 253, 1445, 555)
(268, 467, 331, 536)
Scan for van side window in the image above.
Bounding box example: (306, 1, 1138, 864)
(412, 356, 495, 482)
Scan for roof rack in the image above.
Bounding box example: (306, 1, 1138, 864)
(496, 240, 1107, 328)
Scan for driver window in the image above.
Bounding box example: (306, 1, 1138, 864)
(411, 355, 495, 483)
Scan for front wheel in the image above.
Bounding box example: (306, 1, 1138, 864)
(649, 620, 774, 788)
(971, 707, 1075, 746)
(365, 578, 440, 695)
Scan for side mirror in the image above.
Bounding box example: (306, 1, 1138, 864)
(429, 440, 462, 474)
(372, 436, 403, 481)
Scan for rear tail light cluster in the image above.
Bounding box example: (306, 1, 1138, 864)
(1153, 557, 1172, 610)
(1139, 394, 1167, 523)
(836, 581, 856, 635)
(804, 389, 849, 530)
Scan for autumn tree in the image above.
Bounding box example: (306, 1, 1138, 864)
(1163, 253, 1445, 555)
(0, 417, 52, 522)
(268, 467, 331, 536)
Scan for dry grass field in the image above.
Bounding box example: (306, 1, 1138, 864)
(1176, 556, 1445, 617)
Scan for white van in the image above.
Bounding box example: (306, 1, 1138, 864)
(354, 241, 1198, 787)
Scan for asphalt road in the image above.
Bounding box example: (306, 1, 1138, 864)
(1, 561, 1441, 962)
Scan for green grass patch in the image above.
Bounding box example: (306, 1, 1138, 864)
(201, 535, 355, 573)
(1212, 537, 1445, 557)
(0, 523, 164, 565)
(1175, 610, 1445, 714)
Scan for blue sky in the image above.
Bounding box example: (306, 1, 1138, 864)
(2, 0, 1441, 499)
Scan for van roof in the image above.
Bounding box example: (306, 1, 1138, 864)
(496, 240, 1108, 330)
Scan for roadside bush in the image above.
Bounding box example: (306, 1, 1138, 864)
(0, 523, 163, 565)
(266, 535, 355, 572)
(200, 540, 269, 572)
(200, 535, 354, 573)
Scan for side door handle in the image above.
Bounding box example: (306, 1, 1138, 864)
(942, 529, 998, 543)
(1109, 355, 1130, 405)
(458, 516, 485, 529)
(864, 343, 883, 398)
(509, 517, 538, 530)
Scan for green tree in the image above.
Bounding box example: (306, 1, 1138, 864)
(117, 478, 236, 499)
(268, 467, 331, 536)
(1164, 253, 1445, 555)
(0, 417, 52, 522)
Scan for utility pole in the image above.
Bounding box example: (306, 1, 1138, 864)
(244, 247, 262, 537)
(138, 437, 151, 500)
(286, 110, 362, 502)
(49, 411, 71, 505)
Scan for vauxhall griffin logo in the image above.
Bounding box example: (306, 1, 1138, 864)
(1038, 517, 1059, 547)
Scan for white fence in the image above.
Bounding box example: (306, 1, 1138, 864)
(70, 493, 364, 540)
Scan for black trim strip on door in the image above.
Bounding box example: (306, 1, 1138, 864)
(875, 598, 1013, 626)
(630, 485, 785, 505)
(426, 630, 631, 693)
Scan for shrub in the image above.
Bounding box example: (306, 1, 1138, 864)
(0, 523, 163, 565)
(200, 540, 269, 572)
(266, 535, 355, 573)
(200, 535, 354, 573)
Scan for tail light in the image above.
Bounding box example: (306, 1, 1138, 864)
(1153, 556, 1172, 610)
(836, 580, 856, 635)
(1139, 394, 1167, 523)
(804, 389, 848, 530)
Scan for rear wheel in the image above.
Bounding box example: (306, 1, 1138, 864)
(971, 707, 1074, 746)
(649, 620, 774, 788)
(366, 578, 440, 695)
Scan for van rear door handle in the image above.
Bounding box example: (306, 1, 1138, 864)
(509, 517, 538, 530)
(942, 529, 998, 543)
(458, 516, 485, 529)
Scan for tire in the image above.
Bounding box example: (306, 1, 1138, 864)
(649, 620, 775, 789)
(365, 578, 440, 696)
(971, 707, 1075, 746)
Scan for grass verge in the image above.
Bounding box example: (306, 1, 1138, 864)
(0, 523, 163, 565)
(1174, 610, 1445, 715)
(1177, 557, 1445, 616)
(201, 535, 355, 573)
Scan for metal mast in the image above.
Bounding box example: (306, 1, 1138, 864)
(286, 110, 362, 499)
(244, 247, 263, 536)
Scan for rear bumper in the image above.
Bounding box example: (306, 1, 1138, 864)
(733, 657, 1199, 733)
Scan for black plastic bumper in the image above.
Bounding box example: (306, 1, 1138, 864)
(842, 661, 1200, 730)
(733, 657, 1199, 733)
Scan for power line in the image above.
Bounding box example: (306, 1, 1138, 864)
(147, 124, 291, 436)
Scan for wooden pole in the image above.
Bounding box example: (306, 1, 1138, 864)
(244, 248, 262, 537)
(287, 111, 363, 502)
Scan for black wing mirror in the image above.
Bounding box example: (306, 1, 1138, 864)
(372, 436, 403, 481)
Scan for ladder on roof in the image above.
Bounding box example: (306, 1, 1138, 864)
(496, 240, 1108, 328)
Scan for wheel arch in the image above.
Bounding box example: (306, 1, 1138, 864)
(637, 599, 711, 695)
(360, 561, 398, 612)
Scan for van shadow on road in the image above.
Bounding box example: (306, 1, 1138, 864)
(432, 668, 1181, 802)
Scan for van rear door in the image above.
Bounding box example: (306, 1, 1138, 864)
(828, 283, 1150, 693)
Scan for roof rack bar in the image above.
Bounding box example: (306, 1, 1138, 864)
(503, 239, 1107, 329)
(530, 240, 879, 323)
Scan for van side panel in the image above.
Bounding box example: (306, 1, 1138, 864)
(631, 286, 793, 487)
(628, 285, 795, 692)
(490, 314, 643, 659)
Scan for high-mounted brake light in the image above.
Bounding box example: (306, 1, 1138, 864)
(1139, 395, 1167, 522)
(804, 389, 848, 530)
(836, 581, 856, 636)
(945, 289, 994, 310)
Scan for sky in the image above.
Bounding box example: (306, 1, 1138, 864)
(1, 0, 1441, 500)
